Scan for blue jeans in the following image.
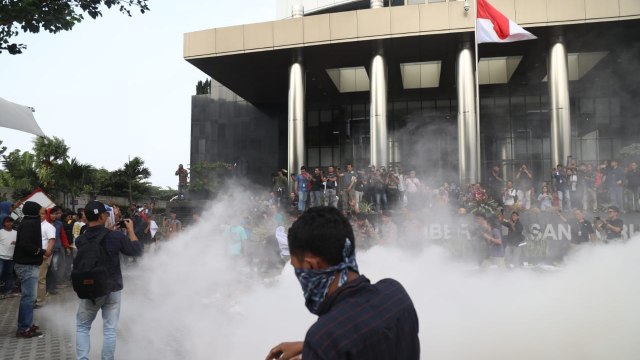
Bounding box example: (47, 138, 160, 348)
(325, 188, 338, 207)
(558, 190, 571, 211)
(298, 191, 308, 211)
(0, 258, 14, 294)
(76, 291, 122, 360)
(14, 264, 39, 331)
(375, 191, 387, 211)
(609, 186, 624, 209)
(310, 191, 322, 207)
(47, 250, 60, 291)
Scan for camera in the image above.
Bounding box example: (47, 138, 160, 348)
(117, 218, 130, 229)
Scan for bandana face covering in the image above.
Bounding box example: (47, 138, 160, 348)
(294, 238, 359, 315)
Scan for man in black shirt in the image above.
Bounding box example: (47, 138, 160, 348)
(501, 211, 524, 268)
(570, 209, 595, 245)
(600, 205, 623, 241)
(265, 207, 419, 360)
(75, 201, 143, 359)
(309, 168, 323, 208)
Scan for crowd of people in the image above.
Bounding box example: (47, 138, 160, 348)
(274, 159, 640, 216)
(263, 158, 636, 268)
(0, 197, 191, 345)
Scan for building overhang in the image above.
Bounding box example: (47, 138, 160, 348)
(184, 1, 640, 106)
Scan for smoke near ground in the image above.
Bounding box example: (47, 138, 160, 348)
(39, 185, 639, 359)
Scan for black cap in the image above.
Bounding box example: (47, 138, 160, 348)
(85, 201, 108, 221)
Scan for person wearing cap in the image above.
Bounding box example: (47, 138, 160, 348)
(75, 200, 143, 360)
(13, 201, 46, 338)
(601, 205, 624, 242)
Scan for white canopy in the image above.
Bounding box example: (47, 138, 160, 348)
(0, 97, 45, 137)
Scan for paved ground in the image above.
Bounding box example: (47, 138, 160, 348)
(0, 289, 76, 360)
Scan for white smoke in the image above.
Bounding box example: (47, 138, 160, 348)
(40, 185, 640, 359)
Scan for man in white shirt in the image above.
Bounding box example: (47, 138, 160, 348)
(0, 216, 17, 298)
(502, 180, 517, 213)
(275, 225, 290, 264)
(35, 208, 56, 308)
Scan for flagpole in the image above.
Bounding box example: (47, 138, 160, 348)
(473, 0, 481, 183)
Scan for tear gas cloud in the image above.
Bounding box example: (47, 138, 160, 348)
(40, 184, 640, 359)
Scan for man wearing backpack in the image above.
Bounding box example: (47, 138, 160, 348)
(74, 201, 142, 360)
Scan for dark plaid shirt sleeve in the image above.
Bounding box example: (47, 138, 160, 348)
(303, 276, 420, 360)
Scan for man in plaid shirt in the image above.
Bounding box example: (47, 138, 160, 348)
(265, 207, 420, 360)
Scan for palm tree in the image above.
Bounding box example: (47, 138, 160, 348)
(33, 136, 69, 168)
(32, 136, 69, 191)
(120, 157, 152, 204)
(1, 150, 42, 199)
(54, 158, 95, 209)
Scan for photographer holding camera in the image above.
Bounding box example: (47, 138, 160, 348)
(516, 164, 534, 209)
(596, 205, 624, 242)
(74, 201, 142, 359)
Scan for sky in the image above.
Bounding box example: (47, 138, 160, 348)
(0, 0, 276, 189)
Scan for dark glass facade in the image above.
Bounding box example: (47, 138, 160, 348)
(191, 22, 640, 188)
(190, 82, 286, 185)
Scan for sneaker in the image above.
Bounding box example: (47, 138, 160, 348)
(48, 289, 59, 295)
(15, 325, 40, 336)
(33, 303, 44, 309)
(16, 329, 43, 338)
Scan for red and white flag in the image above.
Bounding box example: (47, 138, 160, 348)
(477, 0, 537, 43)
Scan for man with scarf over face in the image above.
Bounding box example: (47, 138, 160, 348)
(265, 207, 420, 360)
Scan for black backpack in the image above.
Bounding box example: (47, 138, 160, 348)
(72, 229, 111, 302)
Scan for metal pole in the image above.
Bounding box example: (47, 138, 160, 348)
(473, 0, 481, 183)
(370, 54, 388, 169)
(548, 38, 571, 168)
(288, 62, 305, 189)
(457, 45, 478, 187)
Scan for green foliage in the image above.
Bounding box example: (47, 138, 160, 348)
(469, 197, 499, 215)
(189, 161, 231, 197)
(117, 156, 152, 203)
(618, 143, 640, 163)
(148, 186, 177, 201)
(33, 136, 69, 167)
(1, 0, 150, 54)
(0, 149, 42, 199)
(195, 79, 211, 95)
(0, 137, 154, 204)
(358, 201, 375, 214)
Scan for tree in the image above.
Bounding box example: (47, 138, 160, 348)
(1, 0, 150, 54)
(54, 157, 95, 209)
(196, 79, 211, 95)
(32, 136, 69, 191)
(118, 157, 151, 203)
(1, 149, 42, 199)
(618, 143, 640, 164)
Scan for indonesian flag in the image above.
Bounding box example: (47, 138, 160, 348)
(477, 0, 537, 43)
